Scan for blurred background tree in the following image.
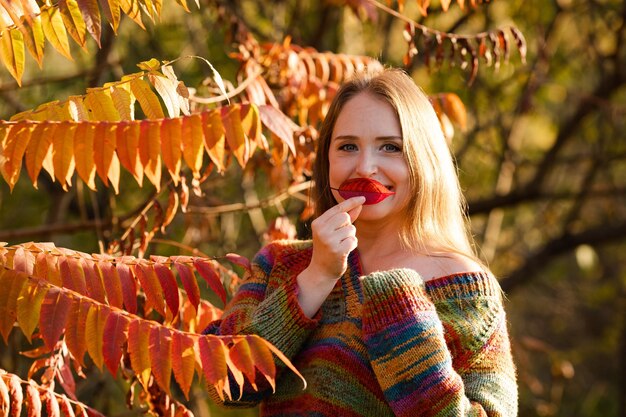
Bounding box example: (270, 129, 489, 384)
(0, 0, 625, 416)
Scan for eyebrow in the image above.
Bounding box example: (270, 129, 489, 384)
(332, 135, 403, 141)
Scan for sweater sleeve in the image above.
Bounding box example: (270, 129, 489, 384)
(203, 240, 320, 407)
(361, 269, 518, 417)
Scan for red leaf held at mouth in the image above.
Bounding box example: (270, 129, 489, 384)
(332, 178, 395, 205)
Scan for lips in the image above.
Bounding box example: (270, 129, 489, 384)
(332, 178, 395, 205)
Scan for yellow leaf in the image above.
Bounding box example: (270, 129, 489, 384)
(18, 14, 45, 67)
(149, 73, 180, 118)
(73, 122, 96, 190)
(68, 95, 90, 121)
(25, 122, 55, 188)
(160, 117, 182, 185)
(84, 88, 120, 121)
(116, 121, 143, 185)
(76, 0, 101, 46)
(98, 0, 120, 33)
(118, 0, 144, 29)
(110, 85, 134, 120)
(201, 110, 225, 173)
(221, 105, 249, 168)
(86, 304, 109, 370)
(0, 28, 25, 85)
(181, 114, 203, 178)
(174, 0, 190, 12)
(130, 78, 165, 120)
(240, 104, 264, 152)
(41, 5, 72, 60)
(139, 120, 161, 190)
(59, 0, 87, 48)
(52, 121, 76, 190)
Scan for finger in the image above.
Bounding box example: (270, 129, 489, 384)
(347, 204, 362, 223)
(326, 196, 366, 216)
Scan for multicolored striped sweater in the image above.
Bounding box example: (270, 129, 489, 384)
(204, 240, 518, 416)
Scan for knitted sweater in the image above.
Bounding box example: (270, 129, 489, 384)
(204, 240, 518, 416)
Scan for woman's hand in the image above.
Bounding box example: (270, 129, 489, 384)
(309, 196, 365, 279)
(296, 196, 365, 318)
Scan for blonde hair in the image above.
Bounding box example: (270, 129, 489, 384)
(313, 67, 479, 261)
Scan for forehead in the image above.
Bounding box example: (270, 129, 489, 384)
(332, 92, 401, 138)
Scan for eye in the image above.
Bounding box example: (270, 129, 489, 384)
(338, 143, 358, 152)
(381, 143, 402, 153)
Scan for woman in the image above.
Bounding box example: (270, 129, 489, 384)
(205, 68, 518, 416)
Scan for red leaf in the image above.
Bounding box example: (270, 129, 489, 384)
(149, 326, 172, 395)
(246, 335, 277, 392)
(81, 258, 106, 303)
(224, 253, 251, 274)
(193, 259, 226, 306)
(229, 338, 257, 390)
(43, 389, 60, 417)
(171, 331, 195, 399)
(58, 395, 76, 417)
(0, 376, 9, 417)
(334, 178, 395, 205)
(197, 336, 228, 399)
(59, 256, 88, 294)
(39, 288, 72, 351)
(102, 311, 130, 375)
(151, 257, 180, 318)
(116, 259, 137, 314)
(172, 257, 199, 312)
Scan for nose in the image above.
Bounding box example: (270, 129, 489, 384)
(355, 149, 377, 177)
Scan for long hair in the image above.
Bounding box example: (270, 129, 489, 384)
(313, 67, 478, 260)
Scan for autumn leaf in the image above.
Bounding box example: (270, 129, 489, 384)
(181, 114, 204, 179)
(85, 304, 110, 369)
(160, 117, 182, 185)
(149, 325, 172, 395)
(221, 105, 250, 168)
(0, 268, 28, 342)
(128, 319, 152, 389)
(201, 110, 226, 172)
(65, 298, 90, 366)
(16, 280, 47, 342)
(39, 287, 72, 350)
(102, 312, 130, 375)
(171, 331, 195, 399)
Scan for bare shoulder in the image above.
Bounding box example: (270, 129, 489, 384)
(410, 252, 485, 282)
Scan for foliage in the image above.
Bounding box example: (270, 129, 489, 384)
(0, 0, 624, 416)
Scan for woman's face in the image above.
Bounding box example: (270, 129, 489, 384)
(328, 92, 411, 221)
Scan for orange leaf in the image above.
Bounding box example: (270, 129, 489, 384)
(39, 287, 72, 350)
(181, 114, 203, 178)
(116, 121, 143, 185)
(133, 262, 165, 317)
(95, 259, 123, 309)
(229, 338, 257, 390)
(65, 298, 90, 366)
(171, 331, 195, 399)
(258, 105, 297, 156)
(161, 189, 179, 232)
(246, 335, 276, 392)
(201, 110, 225, 172)
(51, 120, 76, 191)
(149, 325, 172, 395)
(0, 268, 28, 343)
(116, 259, 137, 314)
(16, 280, 47, 342)
(139, 120, 162, 190)
(102, 311, 129, 375)
(193, 259, 226, 306)
(221, 104, 249, 167)
(1, 122, 32, 191)
(86, 304, 110, 370)
(7, 373, 23, 417)
(160, 117, 182, 185)
(59, 256, 87, 294)
(240, 104, 264, 152)
(128, 319, 152, 389)
(25, 383, 41, 417)
(93, 122, 118, 190)
(43, 389, 60, 417)
(24, 122, 55, 188)
(73, 122, 97, 190)
(130, 78, 164, 119)
(34, 252, 61, 287)
(151, 257, 180, 317)
(0, 375, 9, 416)
(98, 0, 120, 33)
(197, 336, 228, 400)
(172, 257, 199, 312)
